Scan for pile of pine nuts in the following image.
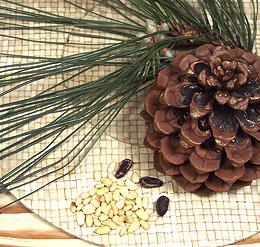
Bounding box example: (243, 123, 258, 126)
(70, 161, 161, 236)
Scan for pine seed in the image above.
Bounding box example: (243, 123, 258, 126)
(111, 201, 118, 215)
(101, 201, 107, 213)
(85, 215, 93, 227)
(131, 205, 139, 211)
(104, 192, 111, 204)
(75, 197, 82, 207)
(93, 217, 102, 227)
(119, 186, 129, 198)
(127, 191, 137, 200)
(119, 227, 127, 236)
(76, 211, 85, 226)
(140, 220, 150, 230)
(142, 197, 149, 209)
(131, 172, 139, 183)
(95, 183, 105, 189)
(95, 207, 102, 217)
(97, 187, 109, 196)
(95, 226, 111, 235)
(125, 200, 135, 205)
(99, 214, 109, 222)
(115, 159, 133, 178)
(70, 202, 77, 213)
(136, 209, 149, 221)
(100, 177, 113, 187)
(126, 211, 133, 216)
(112, 189, 120, 201)
(107, 162, 117, 173)
(145, 208, 154, 215)
(118, 209, 125, 216)
(90, 199, 100, 208)
(83, 197, 92, 205)
(108, 208, 114, 218)
(109, 183, 117, 192)
(123, 204, 132, 211)
(117, 179, 124, 186)
(79, 192, 89, 200)
(115, 200, 125, 210)
(82, 204, 96, 215)
(135, 196, 143, 208)
(125, 179, 137, 190)
(76, 204, 84, 212)
(128, 221, 140, 233)
(104, 205, 111, 215)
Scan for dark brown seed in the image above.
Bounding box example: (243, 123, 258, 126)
(139, 176, 164, 188)
(156, 196, 169, 216)
(115, 159, 133, 178)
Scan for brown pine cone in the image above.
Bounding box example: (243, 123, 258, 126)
(141, 44, 260, 195)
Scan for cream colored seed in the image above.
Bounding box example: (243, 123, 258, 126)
(126, 215, 135, 223)
(101, 202, 107, 213)
(104, 205, 111, 215)
(119, 186, 129, 198)
(95, 226, 111, 235)
(123, 204, 132, 211)
(115, 200, 125, 210)
(95, 207, 102, 217)
(85, 215, 93, 227)
(125, 179, 137, 190)
(97, 187, 109, 196)
(89, 189, 96, 196)
(108, 208, 114, 218)
(99, 214, 109, 222)
(142, 197, 149, 209)
(112, 189, 120, 201)
(127, 191, 137, 200)
(104, 192, 111, 204)
(131, 172, 139, 183)
(132, 205, 139, 211)
(125, 200, 135, 205)
(108, 174, 117, 182)
(117, 179, 124, 186)
(93, 217, 102, 227)
(119, 227, 127, 236)
(148, 214, 158, 222)
(109, 183, 117, 192)
(76, 204, 84, 212)
(107, 162, 117, 173)
(95, 183, 105, 189)
(145, 208, 154, 215)
(82, 204, 96, 215)
(75, 197, 82, 207)
(118, 215, 125, 222)
(76, 211, 85, 226)
(140, 220, 150, 230)
(135, 196, 143, 208)
(101, 177, 113, 187)
(118, 209, 125, 216)
(80, 192, 89, 200)
(90, 199, 100, 208)
(126, 211, 133, 216)
(83, 197, 92, 205)
(128, 221, 140, 233)
(111, 201, 118, 215)
(112, 215, 119, 223)
(109, 220, 117, 230)
(98, 195, 105, 202)
(102, 219, 111, 226)
(70, 202, 77, 214)
(136, 209, 149, 221)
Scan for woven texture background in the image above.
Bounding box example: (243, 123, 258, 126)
(0, 1, 259, 246)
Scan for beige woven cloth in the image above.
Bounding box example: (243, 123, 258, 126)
(0, 1, 259, 246)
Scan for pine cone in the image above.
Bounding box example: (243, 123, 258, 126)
(141, 44, 260, 195)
